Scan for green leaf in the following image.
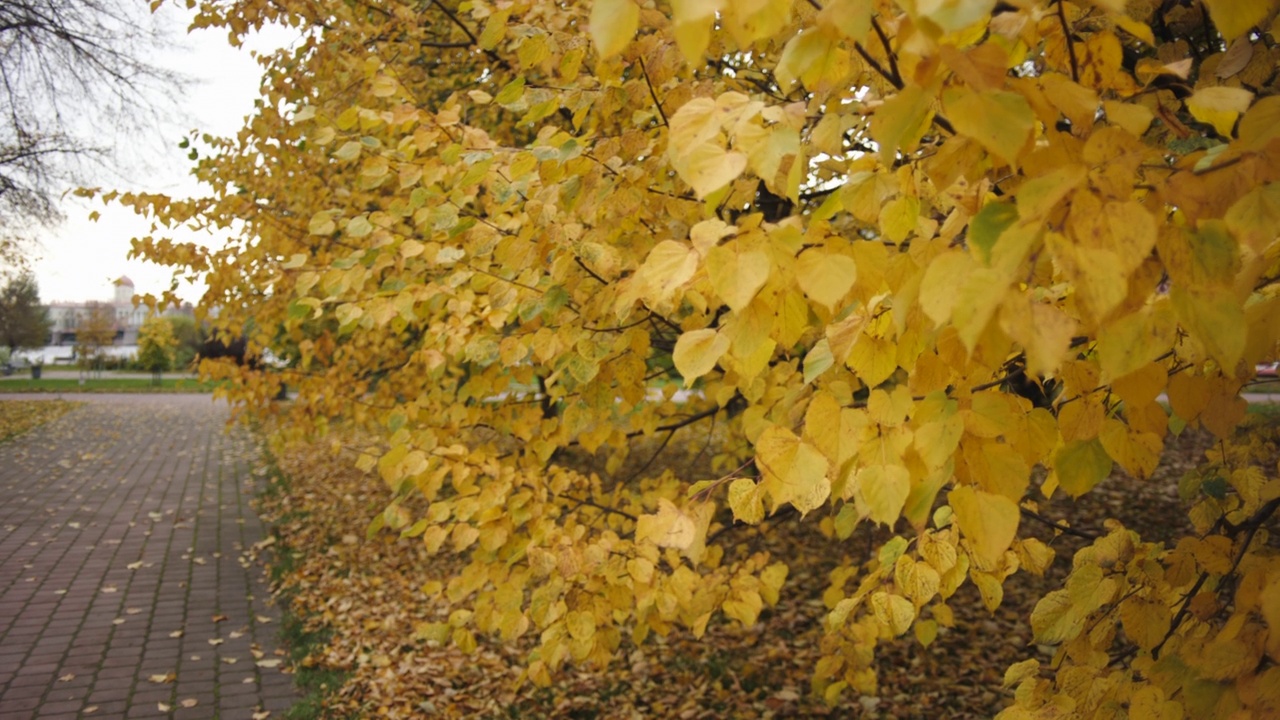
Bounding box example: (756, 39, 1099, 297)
(969, 202, 1017, 265)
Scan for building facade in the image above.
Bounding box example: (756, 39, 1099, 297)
(45, 277, 191, 346)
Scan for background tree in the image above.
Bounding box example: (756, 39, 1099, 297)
(124, 0, 1280, 716)
(164, 313, 203, 370)
(0, 0, 181, 264)
(136, 313, 176, 384)
(0, 272, 50, 355)
(73, 301, 115, 379)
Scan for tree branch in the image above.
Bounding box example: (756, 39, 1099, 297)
(1020, 507, 1099, 540)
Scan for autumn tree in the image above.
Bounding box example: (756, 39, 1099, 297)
(0, 272, 50, 354)
(121, 0, 1280, 715)
(74, 302, 115, 378)
(136, 313, 177, 384)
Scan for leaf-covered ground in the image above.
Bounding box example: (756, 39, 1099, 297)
(0, 399, 82, 442)
(255, 419, 1236, 719)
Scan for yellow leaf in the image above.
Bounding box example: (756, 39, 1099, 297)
(1202, 0, 1278, 41)
(1015, 537, 1055, 577)
(638, 240, 698, 304)
(1167, 372, 1211, 423)
(1112, 14, 1156, 45)
(854, 464, 911, 526)
(999, 295, 1077, 378)
(1130, 686, 1184, 720)
(755, 425, 831, 515)
(1186, 86, 1254, 137)
(760, 563, 788, 605)
(774, 28, 847, 92)
(589, 0, 638, 59)
(1201, 389, 1247, 439)
(1040, 73, 1098, 133)
(1096, 303, 1177, 383)
(871, 84, 934, 164)
(919, 251, 973, 327)
(870, 591, 916, 636)
(817, 0, 872, 42)
(944, 88, 1034, 167)
(307, 212, 335, 236)
(1099, 419, 1162, 480)
(1225, 182, 1280, 255)
(879, 196, 919, 245)
(706, 246, 770, 311)
(1237, 94, 1280, 151)
(673, 143, 748, 199)
(333, 141, 361, 161)
(1030, 589, 1085, 644)
(971, 569, 1004, 611)
(1054, 438, 1113, 498)
(672, 328, 729, 386)
(910, 0, 995, 33)
(795, 249, 857, 310)
(635, 498, 697, 549)
(948, 485, 1019, 568)
(1103, 100, 1154, 136)
(727, 477, 765, 524)
(566, 610, 596, 643)
(914, 618, 938, 647)
(1119, 597, 1171, 651)
(1111, 361, 1168, 407)
(722, 590, 764, 626)
(1171, 287, 1246, 373)
(1002, 658, 1040, 688)
(670, 0, 721, 61)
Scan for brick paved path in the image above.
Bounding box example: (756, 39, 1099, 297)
(0, 395, 297, 719)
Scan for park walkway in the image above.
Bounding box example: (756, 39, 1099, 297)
(0, 395, 297, 719)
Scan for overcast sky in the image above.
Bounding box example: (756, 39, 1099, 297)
(31, 7, 296, 306)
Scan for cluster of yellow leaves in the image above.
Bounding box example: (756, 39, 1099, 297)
(123, 0, 1280, 712)
(1003, 415, 1280, 719)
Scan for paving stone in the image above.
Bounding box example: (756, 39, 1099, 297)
(0, 395, 300, 718)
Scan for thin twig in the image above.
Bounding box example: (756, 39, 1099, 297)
(1056, 0, 1080, 82)
(558, 494, 638, 522)
(428, 0, 511, 70)
(1020, 507, 1099, 540)
(870, 17, 903, 88)
(638, 58, 669, 126)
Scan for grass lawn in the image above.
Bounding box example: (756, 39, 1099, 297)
(0, 377, 221, 393)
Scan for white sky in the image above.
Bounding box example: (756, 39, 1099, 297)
(31, 7, 297, 306)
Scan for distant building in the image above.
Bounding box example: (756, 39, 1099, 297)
(45, 276, 193, 346)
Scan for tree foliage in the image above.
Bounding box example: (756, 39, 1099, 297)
(74, 301, 115, 374)
(124, 0, 1280, 715)
(136, 312, 177, 380)
(0, 272, 50, 352)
